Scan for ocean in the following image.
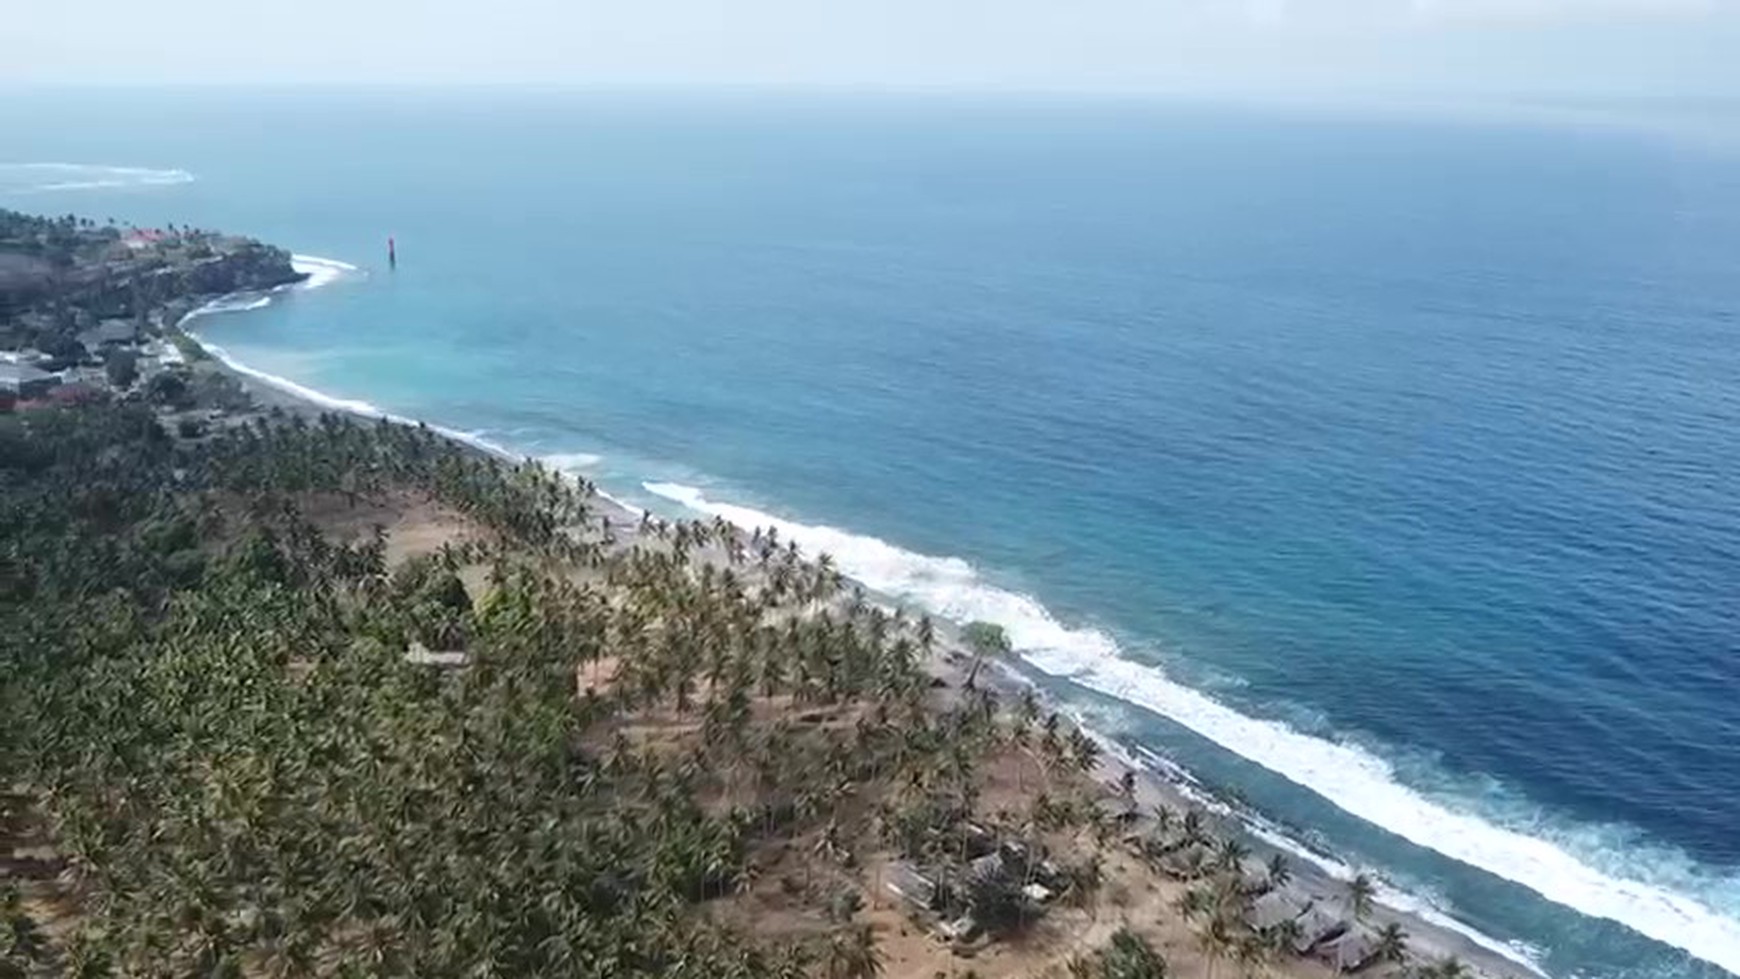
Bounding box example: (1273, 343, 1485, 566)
(3, 89, 1738, 978)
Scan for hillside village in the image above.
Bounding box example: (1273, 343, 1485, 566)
(0, 209, 305, 415)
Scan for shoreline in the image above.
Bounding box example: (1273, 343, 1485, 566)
(185, 274, 1540, 979)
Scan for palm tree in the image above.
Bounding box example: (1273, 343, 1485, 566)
(1233, 934, 1270, 978)
(1262, 917, 1304, 959)
(823, 925, 883, 979)
(1065, 854, 1105, 919)
(1179, 810, 1210, 850)
(1196, 917, 1237, 979)
(1371, 922, 1408, 967)
(1148, 803, 1177, 840)
(1085, 927, 1167, 979)
(1263, 853, 1291, 894)
(1345, 873, 1377, 922)
(1173, 886, 1215, 923)
(1212, 837, 1250, 875)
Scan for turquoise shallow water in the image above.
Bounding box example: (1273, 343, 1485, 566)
(5, 90, 1740, 977)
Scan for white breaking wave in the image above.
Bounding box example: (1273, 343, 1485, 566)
(0, 163, 195, 194)
(541, 454, 645, 517)
(439, 428, 521, 461)
(290, 254, 360, 291)
(184, 253, 360, 325)
(1096, 729, 1538, 969)
(194, 336, 533, 469)
(196, 340, 388, 417)
(200, 296, 274, 315)
(183, 251, 361, 374)
(643, 481, 1740, 977)
(543, 452, 603, 471)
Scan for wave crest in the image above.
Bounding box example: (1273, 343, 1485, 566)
(290, 254, 360, 291)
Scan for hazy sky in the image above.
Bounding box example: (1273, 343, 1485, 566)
(5, 0, 1737, 98)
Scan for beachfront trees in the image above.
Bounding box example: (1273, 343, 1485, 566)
(1195, 916, 1238, 979)
(1418, 956, 1472, 979)
(1234, 934, 1272, 978)
(1174, 886, 1216, 923)
(962, 619, 1011, 687)
(1346, 872, 1378, 922)
(1263, 853, 1292, 893)
(1180, 810, 1211, 850)
(1212, 837, 1250, 874)
(1373, 922, 1410, 967)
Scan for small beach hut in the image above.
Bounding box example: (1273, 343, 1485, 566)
(1291, 903, 1348, 954)
(1315, 926, 1379, 973)
(1157, 843, 1210, 880)
(1248, 890, 1308, 932)
(885, 861, 939, 913)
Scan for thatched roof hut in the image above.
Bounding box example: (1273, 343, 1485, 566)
(1315, 926, 1379, 973)
(885, 861, 939, 912)
(1291, 903, 1347, 954)
(1157, 843, 1210, 880)
(1248, 890, 1309, 931)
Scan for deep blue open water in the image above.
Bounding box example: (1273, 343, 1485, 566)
(4, 90, 1738, 977)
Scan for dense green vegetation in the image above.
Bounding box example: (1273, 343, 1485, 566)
(0, 211, 115, 272)
(0, 405, 1114, 977)
(1068, 927, 1168, 979)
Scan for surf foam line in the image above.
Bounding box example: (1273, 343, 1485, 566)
(289, 254, 358, 291)
(642, 481, 1740, 978)
(1083, 733, 1548, 972)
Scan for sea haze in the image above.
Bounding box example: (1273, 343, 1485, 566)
(5, 90, 1738, 978)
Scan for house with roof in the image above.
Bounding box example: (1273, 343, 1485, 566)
(121, 228, 169, 250)
(1, 362, 58, 400)
(884, 861, 940, 914)
(1315, 925, 1380, 973)
(78, 318, 138, 349)
(1290, 902, 1348, 954)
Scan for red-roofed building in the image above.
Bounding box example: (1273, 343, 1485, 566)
(122, 228, 169, 249)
